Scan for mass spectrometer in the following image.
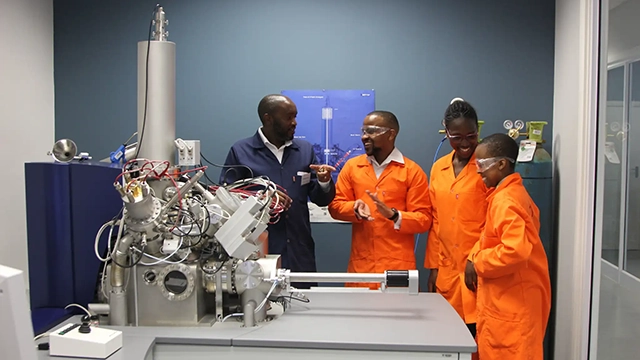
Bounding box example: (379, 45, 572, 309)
(89, 5, 418, 328)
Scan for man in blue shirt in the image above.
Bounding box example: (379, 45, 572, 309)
(220, 94, 336, 288)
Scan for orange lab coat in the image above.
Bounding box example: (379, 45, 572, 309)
(468, 173, 551, 360)
(328, 154, 432, 289)
(424, 151, 488, 325)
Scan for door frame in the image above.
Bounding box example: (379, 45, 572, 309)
(604, 59, 640, 292)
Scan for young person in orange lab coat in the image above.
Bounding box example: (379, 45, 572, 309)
(424, 99, 488, 343)
(328, 111, 431, 288)
(465, 133, 551, 360)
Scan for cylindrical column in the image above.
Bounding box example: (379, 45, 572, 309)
(109, 291, 127, 326)
(137, 40, 176, 164)
(242, 288, 267, 323)
(288, 272, 386, 283)
(243, 300, 256, 328)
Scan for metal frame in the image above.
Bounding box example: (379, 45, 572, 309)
(621, 63, 631, 272)
(588, 0, 606, 358)
(591, 1, 640, 357)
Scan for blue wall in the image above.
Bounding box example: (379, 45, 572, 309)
(54, 0, 556, 290)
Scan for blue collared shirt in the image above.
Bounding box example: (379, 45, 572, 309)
(220, 130, 336, 273)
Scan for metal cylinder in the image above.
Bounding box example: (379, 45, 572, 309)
(243, 300, 256, 328)
(109, 291, 127, 326)
(137, 40, 176, 163)
(111, 234, 134, 288)
(242, 288, 267, 323)
(123, 191, 155, 221)
(152, 7, 168, 41)
(194, 182, 215, 203)
(288, 272, 386, 283)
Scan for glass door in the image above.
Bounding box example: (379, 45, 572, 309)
(603, 66, 625, 269)
(625, 60, 640, 278)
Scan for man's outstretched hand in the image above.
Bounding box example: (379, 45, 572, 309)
(309, 164, 337, 183)
(365, 190, 394, 219)
(354, 199, 374, 221)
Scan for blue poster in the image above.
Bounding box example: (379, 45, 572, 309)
(281, 89, 375, 182)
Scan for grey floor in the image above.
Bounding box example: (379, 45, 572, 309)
(596, 270, 640, 359)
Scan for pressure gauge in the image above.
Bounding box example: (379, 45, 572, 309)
(503, 120, 513, 130)
(514, 120, 525, 131)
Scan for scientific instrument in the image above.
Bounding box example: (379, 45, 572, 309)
(91, 5, 418, 328)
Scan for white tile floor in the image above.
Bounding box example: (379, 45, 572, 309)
(596, 273, 640, 359)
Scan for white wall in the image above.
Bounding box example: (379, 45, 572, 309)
(0, 0, 55, 285)
(553, 0, 601, 359)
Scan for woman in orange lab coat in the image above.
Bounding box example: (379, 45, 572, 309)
(424, 99, 488, 342)
(466, 133, 551, 360)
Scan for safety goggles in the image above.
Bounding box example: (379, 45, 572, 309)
(445, 128, 478, 143)
(475, 157, 515, 172)
(361, 125, 391, 136)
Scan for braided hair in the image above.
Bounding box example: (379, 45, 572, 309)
(443, 99, 478, 128)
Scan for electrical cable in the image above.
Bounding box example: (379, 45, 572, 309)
(197, 164, 218, 186)
(34, 333, 49, 342)
(110, 243, 145, 268)
(134, 4, 159, 159)
(255, 280, 279, 313)
(64, 303, 92, 318)
(124, 131, 137, 146)
(221, 313, 244, 322)
(200, 151, 254, 183)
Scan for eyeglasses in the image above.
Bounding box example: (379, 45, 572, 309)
(361, 125, 391, 136)
(445, 128, 478, 143)
(475, 157, 515, 172)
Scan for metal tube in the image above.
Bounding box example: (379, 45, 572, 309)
(243, 300, 256, 328)
(109, 234, 134, 326)
(288, 272, 386, 283)
(242, 288, 267, 323)
(133, 264, 139, 327)
(152, 7, 168, 41)
(162, 171, 204, 212)
(109, 291, 127, 326)
(110, 234, 134, 288)
(137, 40, 176, 163)
(194, 182, 215, 203)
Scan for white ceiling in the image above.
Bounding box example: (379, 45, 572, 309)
(608, 0, 640, 63)
(610, 0, 628, 10)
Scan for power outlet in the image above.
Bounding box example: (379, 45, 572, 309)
(177, 140, 201, 166)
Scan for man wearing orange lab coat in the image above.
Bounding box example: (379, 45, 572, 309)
(328, 111, 432, 289)
(465, 133, 551, 360)
(424, 99, 488, 350)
